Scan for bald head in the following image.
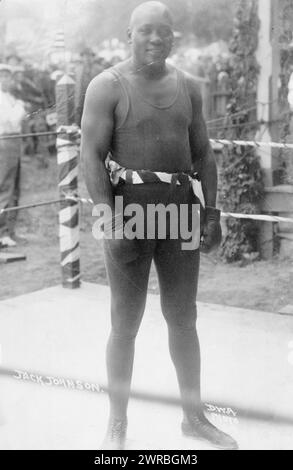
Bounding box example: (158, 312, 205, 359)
(129, 1, 173, 31)
(127, 1, 174, 69)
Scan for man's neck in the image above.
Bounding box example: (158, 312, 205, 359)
(130, 57, 168, 80)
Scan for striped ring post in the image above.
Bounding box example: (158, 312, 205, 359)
(57, 126, 81, 289)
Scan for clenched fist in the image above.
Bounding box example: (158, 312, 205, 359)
(200, 206, 222, 254)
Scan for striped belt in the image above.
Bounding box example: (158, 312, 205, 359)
(106, 157, 205, 208)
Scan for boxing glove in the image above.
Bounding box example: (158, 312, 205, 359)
(200, 206, 222, 254)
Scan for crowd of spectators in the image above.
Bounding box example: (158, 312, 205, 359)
(0, 46, 121, 249)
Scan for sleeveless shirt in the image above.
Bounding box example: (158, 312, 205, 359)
(107, 65, 193, 172)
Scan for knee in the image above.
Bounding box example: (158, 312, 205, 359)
(162, 300, 197, 334)
(111, 293, 145, 326)
(167, 322, 197, 338)
(110, 327, 138, 343)
(161, 296, 197, 319)
(110, 305, 144, 341)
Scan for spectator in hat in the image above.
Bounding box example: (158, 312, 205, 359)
(6, 53, 22, 68)
(0, 63, 26, 248)
(74, 47, 103, 126)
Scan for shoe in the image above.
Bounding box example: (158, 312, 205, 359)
(0, 236, 17, 248)
(182, 412, 238, 450)
(100, 417, 128, 450)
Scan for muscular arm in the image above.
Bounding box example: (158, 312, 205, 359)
(186, 75, 218, 207)
(80, 73, 117, 209)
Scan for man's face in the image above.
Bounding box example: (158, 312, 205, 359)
(82, 54, 94, 67)
(13, 71, 24, 84)
(0, 71, 12, 92)
(7, 56, 20, 67)
(130, 12, 174, 66)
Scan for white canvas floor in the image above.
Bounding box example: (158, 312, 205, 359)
(0, 282, 293, 450)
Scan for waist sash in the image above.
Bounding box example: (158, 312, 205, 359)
(106, 157, 205, 208)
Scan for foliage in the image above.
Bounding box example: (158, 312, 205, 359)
(3, 0, 236, 56)
(218, 0, 265, 262)
(277, 0, 293, 185)
(81, 0, 235, 46)
(191, 0, 235, 44)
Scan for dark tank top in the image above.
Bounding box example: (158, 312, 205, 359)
(107, 66, 193, 172)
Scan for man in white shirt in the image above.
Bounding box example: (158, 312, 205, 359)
(0, 64, 26, 248)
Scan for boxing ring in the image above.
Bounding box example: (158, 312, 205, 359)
(1, 126, 293, 449)
(1, 282, 293, 449)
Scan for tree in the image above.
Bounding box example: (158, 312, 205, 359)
(192, 0, 235, 44)
(68, 0, 235, 48)
(3, 0, 236, 58)
(219, 0, 264, 262)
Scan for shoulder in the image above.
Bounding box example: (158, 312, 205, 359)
(178, 69, 203, 108)
(86, 69, 117, 96)
(85, 63, 127, 105)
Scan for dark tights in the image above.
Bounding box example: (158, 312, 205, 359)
(104, 182, 201, 420)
